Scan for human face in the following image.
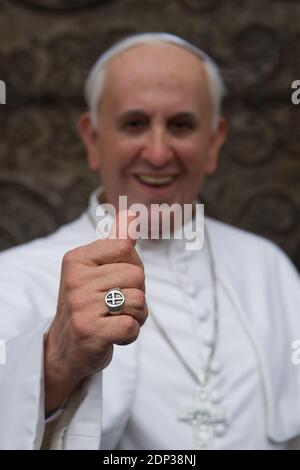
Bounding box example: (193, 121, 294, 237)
(79, 43, 227, 212)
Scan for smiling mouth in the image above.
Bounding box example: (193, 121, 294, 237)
(134, 174, 178, 187)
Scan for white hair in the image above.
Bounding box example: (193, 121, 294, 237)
(84, 32, 225, 130)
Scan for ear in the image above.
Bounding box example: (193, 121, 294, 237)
(204, 117, 228, 175)
(77, 112, 101, 172)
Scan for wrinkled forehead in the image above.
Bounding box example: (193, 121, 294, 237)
(101, 42, 210, 101)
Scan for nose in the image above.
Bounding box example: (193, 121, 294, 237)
(140, 126, 174, 167)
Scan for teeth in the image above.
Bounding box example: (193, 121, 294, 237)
(136, 175, 176, 186)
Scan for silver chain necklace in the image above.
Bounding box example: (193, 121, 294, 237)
(149, 225, 218, 386)
(147, 225, 228, 450)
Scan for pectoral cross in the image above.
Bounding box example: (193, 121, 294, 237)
(178, 386, 228, 450)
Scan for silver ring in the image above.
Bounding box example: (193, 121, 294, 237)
(105, 287, 125, 314)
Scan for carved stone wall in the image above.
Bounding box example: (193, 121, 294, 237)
(0, 0, 299, 269)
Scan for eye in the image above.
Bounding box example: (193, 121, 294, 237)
(168, 119, 195, 134)
(123, 119, 148, 133)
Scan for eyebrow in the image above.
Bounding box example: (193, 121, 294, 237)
(117, 109, 148, 122)
(168, 112, 198, 124)
(117, 110, 198, 123)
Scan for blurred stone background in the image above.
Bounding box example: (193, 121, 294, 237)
(0, 0, 299, 269)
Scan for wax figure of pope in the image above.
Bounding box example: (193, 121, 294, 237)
(0, 33, 299, 450)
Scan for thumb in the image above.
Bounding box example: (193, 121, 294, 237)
(108, 209, 137, 245)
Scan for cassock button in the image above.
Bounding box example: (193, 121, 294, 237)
(215, 423, 227, 437)
(187, 283, 198, 297)
(203, 334, 214, 347)
(210, 390, 222, 404)
(198, 307, 210, 322)
(210, 360, 221, 374)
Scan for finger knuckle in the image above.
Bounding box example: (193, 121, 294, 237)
(120, 315, 139, 338)
(62, 249, 77, 266)
(143, 301, 149, 319)
(134, 266, 145, 287)
(117, 239, 133, 258)
(134, 289, 145, 309)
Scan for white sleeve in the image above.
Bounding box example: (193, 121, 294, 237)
(0, 316, 53, 449)
(0, 245, 59, 449)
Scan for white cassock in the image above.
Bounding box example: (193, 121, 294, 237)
(0, 188, 299, 450)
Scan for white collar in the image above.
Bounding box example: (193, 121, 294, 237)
(87, 186, 208, 259)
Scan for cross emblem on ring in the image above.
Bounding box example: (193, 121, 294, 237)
(105, 288, 125, 313)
